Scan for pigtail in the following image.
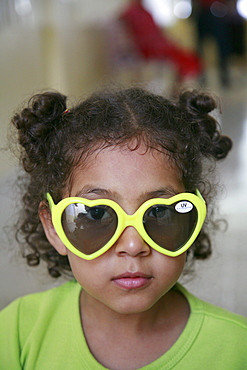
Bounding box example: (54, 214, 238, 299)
(178, 90, 232, 160)
(12, 92, 67, 173)
(12, 92, 71, 278)
(176, 90, 232, 263)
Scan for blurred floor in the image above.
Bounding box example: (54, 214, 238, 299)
(0, 4, 246, 316)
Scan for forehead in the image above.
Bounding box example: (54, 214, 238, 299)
(67, 144, 184, 199)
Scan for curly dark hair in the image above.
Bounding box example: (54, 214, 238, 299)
(11, 87, 232, 278)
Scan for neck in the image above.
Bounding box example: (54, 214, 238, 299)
(80, 286, 188, 335)
(79, 287, 190, 369)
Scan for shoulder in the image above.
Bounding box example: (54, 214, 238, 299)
(178, 283, 246, 322)
(0, 280, 83, 368)
(177, 283, 247, 336)
(161, 285, 247, 369)
(200, 300, 247, 330)
(0, 280, 81, 339)
(1, 280, 79, 314)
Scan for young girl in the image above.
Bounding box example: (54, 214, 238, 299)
(0, 87, 246, 369)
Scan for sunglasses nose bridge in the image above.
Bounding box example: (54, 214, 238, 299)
(121, 212, 140, 234)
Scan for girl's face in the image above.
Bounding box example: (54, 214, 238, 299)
(43, 144, 187, 315)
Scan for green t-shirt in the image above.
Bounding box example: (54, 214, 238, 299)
(0, 280, 246, 369)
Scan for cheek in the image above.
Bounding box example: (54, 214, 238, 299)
(155, 253, 187, 280)
(67, 252, 105, 287)
(67, 253, 88, 281)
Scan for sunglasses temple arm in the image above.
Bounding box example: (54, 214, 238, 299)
(195, 189, 205, 203)
(46, 193, 55, 211)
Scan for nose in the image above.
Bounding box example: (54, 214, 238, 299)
(114, 226, 151, 257)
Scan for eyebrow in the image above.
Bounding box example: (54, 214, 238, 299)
(73, 185, 181, 200)
(146, 187, 181, 198)
(74, 186, 118, 199)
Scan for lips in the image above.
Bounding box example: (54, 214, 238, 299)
(112, 272, 152, 290)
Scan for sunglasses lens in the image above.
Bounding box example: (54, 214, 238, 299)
(62, 203, 118, 255)
(143, 201, 198, 252)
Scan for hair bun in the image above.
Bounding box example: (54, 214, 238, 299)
(12, 92, 67, 171)
(29, 92, 67, 121)
(179, 90, 217, 115)
(178, 90, 232, 161)
(212, 135, 233, 160)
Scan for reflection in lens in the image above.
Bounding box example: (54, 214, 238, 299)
(144, 202, 197, 251)
(62, 203, 118, 255)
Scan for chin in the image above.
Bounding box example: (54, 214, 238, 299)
(109, 295, 164, 315)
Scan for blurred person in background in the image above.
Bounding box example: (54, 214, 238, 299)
(119, 0, 203, 86)
(227, 0, 246, 58)
(192, 0, 245, 87)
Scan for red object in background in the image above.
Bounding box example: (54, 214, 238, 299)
(120, 1, 202, 81)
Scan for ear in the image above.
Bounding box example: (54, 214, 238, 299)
(39, 201, 67, 256)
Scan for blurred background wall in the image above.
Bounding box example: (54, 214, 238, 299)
(0, 0, 246, 316)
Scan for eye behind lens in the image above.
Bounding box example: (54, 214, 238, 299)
(147, 205, 170, 219)
(87, 206, 111, 221)
(143, 203, 198, 252)
(61, 202, 118, 255)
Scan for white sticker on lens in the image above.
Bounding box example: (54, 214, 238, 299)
(175, 201, 193, 213)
